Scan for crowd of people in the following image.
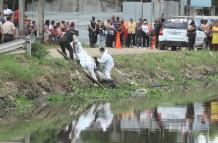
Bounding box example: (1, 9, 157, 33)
(0, 4, 16, 43)
(1, 1, 218, 52)
(88, 15, 164, 49)
(43, 20, 77, 45)
(199, 19, 218, 51)
(187, 19, 218, 51)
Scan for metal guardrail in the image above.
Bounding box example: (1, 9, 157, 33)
(0, 35, 34, 57)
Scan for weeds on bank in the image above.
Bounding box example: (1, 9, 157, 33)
(0, 56, 42, 82)
(16, 94, 36, 113)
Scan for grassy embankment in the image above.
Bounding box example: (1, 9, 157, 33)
(0, 43, 218, 116)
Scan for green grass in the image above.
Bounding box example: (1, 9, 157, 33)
(0, 56, 42, 82)
(114, 50, 218, 80)
(16, 95, 36, 113)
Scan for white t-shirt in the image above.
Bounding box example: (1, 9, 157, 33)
(3, 8, 13, 16)
(142, 24, 149, 34)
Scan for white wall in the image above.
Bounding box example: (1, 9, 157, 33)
(165, 1, 180, 18)
(123, 2, 143, 21)
(26, 0, 119, 13)
(143, 2, 153, 23)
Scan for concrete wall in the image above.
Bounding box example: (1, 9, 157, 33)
(153, 0, 164, 20)
(143, 2, 153, 23)
(26, 0, 120, 13)
(165, 1, 180, 18)
(123, 2, 143, 21)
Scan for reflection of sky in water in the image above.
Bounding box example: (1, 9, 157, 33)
(58, 100, 218, 143)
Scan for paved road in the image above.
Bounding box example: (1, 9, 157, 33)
(48, 47, 164, 59)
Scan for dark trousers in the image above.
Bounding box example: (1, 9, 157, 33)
(127, 33, 136, 47)
(89, 33, 97, 48)
(59, 38, 74, 60)
(155, 33, 159, 48)
(188, 36, 196, 50)
(106, 34, 114, 47)
(142, 33, 150, 48)
(3, 34, 14, 43)
(136, 35, 143, 47)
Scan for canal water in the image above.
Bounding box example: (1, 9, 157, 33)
(55, 100, 218, 143)
(1, 83, 218, 143)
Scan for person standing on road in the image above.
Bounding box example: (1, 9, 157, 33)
(2, 16, 16, 43)
(127, 18, 136, 48)
(141, 19, 150, 48)
(43, 20, 50, 45)
(88, 16, 97, 48)
(211, 21, 218, 51)
(154, 18, 165, 48)
(98, 21, 106, 48)
(97, 47, 114, 80)
(121, 19, 128, 47)
(105, 19, 115, 48)
(187, 21, 197, 51)
(136, 18, 143, 48)
(201, 20, 210, 48)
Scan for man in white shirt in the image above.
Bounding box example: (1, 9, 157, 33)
(141, 19, 150, 48)
(97, 47, 114, 80)
(3, 4, 13, 18)
(2, 16, 16, 42)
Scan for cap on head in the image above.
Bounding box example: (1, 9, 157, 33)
(99, 47, 105, 52)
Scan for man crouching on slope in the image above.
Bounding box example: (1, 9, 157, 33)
(97, 47, 114, 80)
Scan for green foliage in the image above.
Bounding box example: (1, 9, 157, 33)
(47, 94, 67, 103)
(16, 95, 35, 113)
(0, 56, 42, 82)
(147, 88, 165, 99)
(31, 42, 49, 59)
(208, 75, 218, 81)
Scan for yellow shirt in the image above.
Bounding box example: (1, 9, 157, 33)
(127, 21, 136, 34)
(212, 26, 218, 44)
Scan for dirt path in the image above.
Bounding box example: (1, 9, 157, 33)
(48, 48, 164, 58)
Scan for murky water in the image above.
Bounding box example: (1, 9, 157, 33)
(55, 100, 218, 143)
(1, 85, 218, 143)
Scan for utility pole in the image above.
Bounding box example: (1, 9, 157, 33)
(19, 0, 25, 36)
(0, 0, 3, 15)
(38, 0, 45, 38)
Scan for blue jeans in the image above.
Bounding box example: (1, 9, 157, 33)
(98, 34, 106, 47)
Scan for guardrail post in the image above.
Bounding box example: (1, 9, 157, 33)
(26, 41, 32, 58)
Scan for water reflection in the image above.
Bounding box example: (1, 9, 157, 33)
(57, 99, 218, 143)
(58, 103, 113, 143)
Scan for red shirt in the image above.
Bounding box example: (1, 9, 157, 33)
(13, 10, 19, 25)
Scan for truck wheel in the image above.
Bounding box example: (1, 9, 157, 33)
(172, 46, 177, 51)
(159, 45, 165, 50)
